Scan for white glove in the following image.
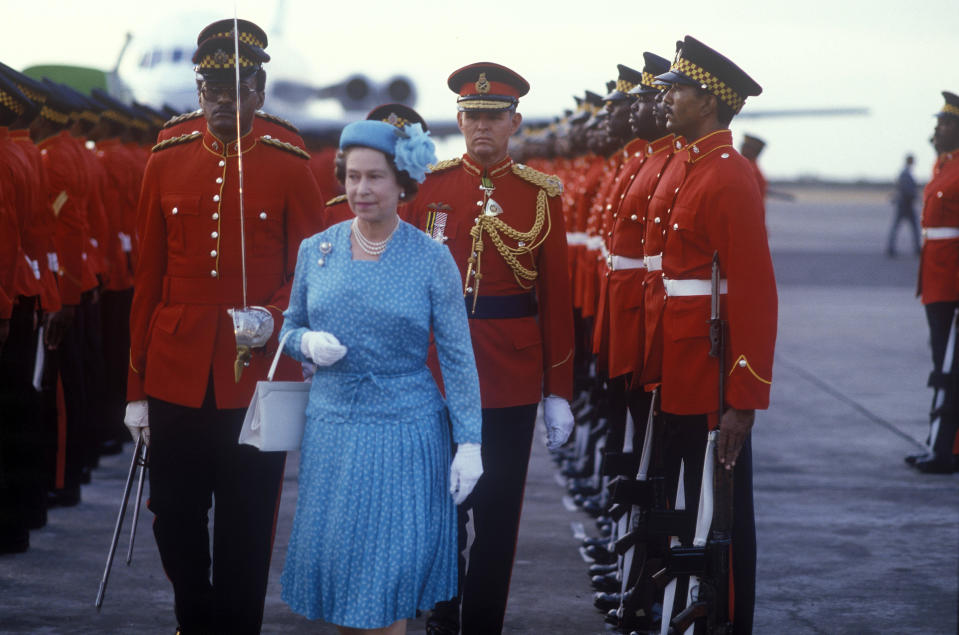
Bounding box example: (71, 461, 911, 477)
(299, 331, 347, 366)
(543, 395, 575, 450)
(124, 400, 150, 446)
(449, 443, 483, 505)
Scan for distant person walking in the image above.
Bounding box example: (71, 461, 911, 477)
(886, 153, 921, 257)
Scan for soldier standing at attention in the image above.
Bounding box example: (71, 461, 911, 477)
(651, 36, 777, 633)
(123, 19, 323, 633)
(910, 92, 959, 474)
(408, 63, 575, 635)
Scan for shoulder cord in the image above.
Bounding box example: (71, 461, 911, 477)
(465, 178, 550, 309)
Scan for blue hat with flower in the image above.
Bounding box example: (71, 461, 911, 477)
(339, 119, 437, 183)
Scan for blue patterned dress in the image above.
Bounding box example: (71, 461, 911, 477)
(279, 220, 481, 628)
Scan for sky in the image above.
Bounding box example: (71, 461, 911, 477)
(4, 0, 957, 181)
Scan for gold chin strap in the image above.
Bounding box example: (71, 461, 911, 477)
(464, 173, 551, 313)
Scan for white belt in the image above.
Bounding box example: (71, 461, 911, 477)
(923, 227, 959, 240)
(664, 277, 727, 297)
(25, 255, 40, 280)
(644, 253, 662, 272)
(585, 236, 604, 251)
(607, 254, 646, 271)
(566, 232, 588, 245)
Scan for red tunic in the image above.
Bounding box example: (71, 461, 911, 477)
(38, 131, 98, 305)
(96, 138, 141, 291)
(580, 154, 622, 321)
(408, 153, 574, 408)
(0, 128, 43, 301)
(78, 141, 111, 281)
(918, 151, 959, 304)
(635, 136, 685, 389)
(0, 181, 19, 319)
(10, 129, 60, 312)
(128, 127, 324, 408)
(748, 158, 767, 199)
(156, 110, 305, 147)
(600, 135, 676, 379)
(654, 130, 777, 415)
(571, 155, 605, 311)
(592, 138, 648, 368)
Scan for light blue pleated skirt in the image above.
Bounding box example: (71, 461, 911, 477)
(281, 408, 457, 628)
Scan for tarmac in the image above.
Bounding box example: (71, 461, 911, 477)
(1, 184, 957, 634)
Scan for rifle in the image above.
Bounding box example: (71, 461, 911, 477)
(596, 391, 673, 631)
(95, 434, 149, 610)
(658, 253, 735, 634)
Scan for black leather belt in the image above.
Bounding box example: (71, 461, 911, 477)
(466, 293, 538, 319)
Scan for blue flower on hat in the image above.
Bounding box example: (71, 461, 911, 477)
(393, 123, 436, 184)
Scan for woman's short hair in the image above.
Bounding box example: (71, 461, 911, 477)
(334, 147, 419, 199)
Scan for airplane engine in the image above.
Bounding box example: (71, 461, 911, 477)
(381, 75, 416, 108)
(271, 73, 419, 115)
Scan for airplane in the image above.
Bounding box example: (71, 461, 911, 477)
(110, 9, 418, 132)
(18, 5, 869, 143)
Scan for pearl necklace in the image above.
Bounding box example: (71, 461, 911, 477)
(352, 217, 399, 256)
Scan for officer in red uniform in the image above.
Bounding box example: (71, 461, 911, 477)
(651, 36, 777, 633)
(124, 21, 323, 633)
(910, 91, 959, 474)
(408, 63, 574, 635)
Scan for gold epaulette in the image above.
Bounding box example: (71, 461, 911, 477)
(512, 163, 564, 197)
(428, 157, 462, 173)
(260, 136, 311, 160)
(151, 131, 202, 153)
(325, 194, 347, 206)
(256, 111, 300, 133)
(161, 110, 203, 129)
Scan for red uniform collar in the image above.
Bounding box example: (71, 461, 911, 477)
(461, 152, 513, 178)
(684, 129, 733, 164)
(203, 127, 258, 157)
(623, 137, 646, 158)
(646, 134, 675, 156)
(10, 129, 29, 142)
(0, 127, 8, 140)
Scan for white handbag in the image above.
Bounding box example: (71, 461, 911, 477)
(239, 331, 310, 451)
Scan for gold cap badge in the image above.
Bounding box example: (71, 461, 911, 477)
(475, 72, 490, 94)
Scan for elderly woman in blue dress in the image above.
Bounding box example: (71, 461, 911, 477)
(279, 120, 483, 634)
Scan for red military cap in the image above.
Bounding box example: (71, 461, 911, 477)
(447, 62, 530, 112)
